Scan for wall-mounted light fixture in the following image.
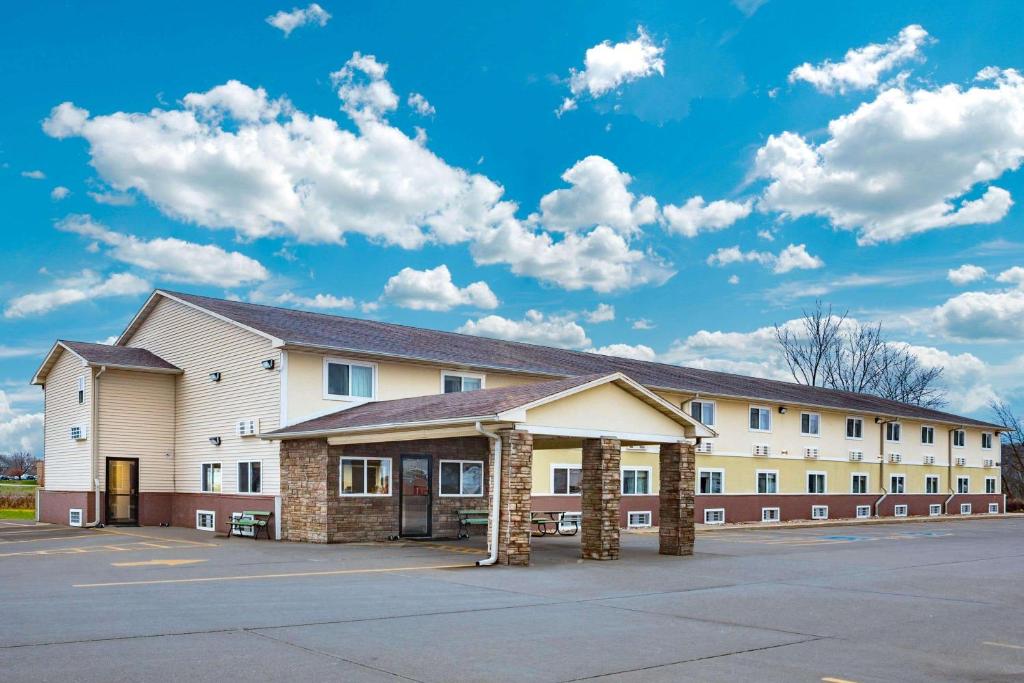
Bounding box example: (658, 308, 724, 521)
(261, 359, 276, 370)
(874, 416, 883, 424)
(209, 436, 222, 446)
(209, 372, 222, 382)
(778, 406, 788, 414)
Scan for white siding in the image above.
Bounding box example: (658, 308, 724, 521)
(42, 349, 93, 491)
(97, 369, 176, 492)
(124, 297, 281, 495)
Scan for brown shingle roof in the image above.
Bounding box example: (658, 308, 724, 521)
(61, 340, 179, 371)
(157, 290, 1002, 429)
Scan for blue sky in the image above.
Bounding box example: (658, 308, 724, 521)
(3, 1, 1024, 454)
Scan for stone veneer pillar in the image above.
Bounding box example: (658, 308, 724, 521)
(659, 441, 696, 556)
(279, 438, 331, 543)
(496, 429, 533, 566)
(581, 436, 621, 560)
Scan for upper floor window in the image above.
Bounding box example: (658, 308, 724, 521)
(890, 474, 905, 494)
(926, 475, 939, 494)
(552, 465, 581, 495)
(846, 417, 863, 440)
(756, 470, 777, 494)
(690, 400, 716, 427)
(956, 475, 970, 494)
(807, 472, 827, 494)
(699, 469, 724, 494)
(800, 412, 820, 436)
(749, 406, 771, 432)
(981, 432, 993, 450)
(921, 426, 935, 445)
(851, 473, 868, 494)
(952, 429, 966, 448)
(986, 477, 997, 494)
(886, 422, 901, 442)
(324, 358, 374, 400)
(442, 372, 483, 394)
(622, 466, 652, 495)
(77, 376, 85, 404)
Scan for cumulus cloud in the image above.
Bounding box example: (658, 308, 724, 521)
(21, 170, 45, 180)
(706, 243, 823, 273)
(932, 289, 1024, 341)
(407, 92, 435, 116)
(558, 26, 665, 115)
(789, 24, 932, 94)
(662, 196, 752, 237)
(947, 264, 987, 286)
(457, 310, 590, 349)
(87, 191, 135, 206)
(381, 264, 498, 311)
(586, 343, 657, 362)
(0, 392, 43, 455)
(4, 270, 150, 318)
(755, 68, 1024, 245)
(631, 318, 655, 330)
(265, 3, 330, 37)
(583, 303, 615, 323)
(995, 266, 1024, 288)
(57, 215, 268, 287)
(271, 291, 355, 310)
(50, 186, 70, 201)
(662, 325, 793, 380)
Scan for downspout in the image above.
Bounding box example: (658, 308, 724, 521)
(474, 421, 501, 567)
(84, 365, 106, 528)
(943, 426, 963, 514)
(873, 418, 893, 517)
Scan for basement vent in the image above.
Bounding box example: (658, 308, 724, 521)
(804, 448, 819, 459)
(68, 509, 83, 527)
(849, 450, 864, 462)
(703, 508, 725, 525)
(955, 457, 967, 467)
(856, 505, 871, 519)
(811, 505, 829, 520)
(752, 444, 771, 456)
(196, 510, 216, 531)
(923, 455, 935, 465)
(761, 507, 780, 523)
(929, 504, 942, 516)
(988, 503, 1000, 514)
(960, 503, 972, 515)
(894, 504, 908, 517)
(889, 453, 902, 464)
(627, 511, 652, 528)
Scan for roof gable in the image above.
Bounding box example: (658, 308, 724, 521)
(32, 340, 180, 385)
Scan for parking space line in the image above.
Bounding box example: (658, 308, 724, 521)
(822, 677, 860, 683)
(0, 539, 217, 558)
(983, 641, 1024, 650)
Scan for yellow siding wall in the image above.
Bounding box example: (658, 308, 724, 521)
(97, 369, 175, 492)
(125, 297, 281, 495)
(42, 348, 92, 491)
(531, 447, 661, 494)
(525, 383, 687, 436)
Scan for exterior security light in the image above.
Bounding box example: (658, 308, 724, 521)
(874, 416, 883, 423)
(261, 359, 276, 370)
(209, 372, 222, 382)
(778, 406, 787, 414)
(209, 436, 222, 446)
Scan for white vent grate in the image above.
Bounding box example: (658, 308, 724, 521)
(889, 453, 902, 464)
(804, 448, 819, 459)
(955, 457, 967, 467)
(68, 508, 83, 527)
(849, 450, 864, 461)
(627, 511, 652, 528)
(752, 444, 771, 456)
(923, 455, 935, 465)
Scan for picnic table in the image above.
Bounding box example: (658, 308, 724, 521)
(226, 510, 273, 540)
(531, 511, 580, 537)
(457, 508, 489, 539)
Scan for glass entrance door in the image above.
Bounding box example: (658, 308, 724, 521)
(400, 455, 431, 537)
(106, 458, 138, 525)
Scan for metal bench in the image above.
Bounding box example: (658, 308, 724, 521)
(226, 510, 273, 540)
(456, 509, 489, 539)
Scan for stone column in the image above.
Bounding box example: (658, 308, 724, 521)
(279, 438, 331, 543)
(659, 441, 696, 556)
(496, 429, 533, 566)
(581, 436, 621, 560)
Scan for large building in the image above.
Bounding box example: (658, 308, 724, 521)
(32, 290, 1005, 564)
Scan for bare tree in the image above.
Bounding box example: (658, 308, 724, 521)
(990, 401, 1024, 506)
(0, 451, 36, 478)
(823, 321, 887, 393)
(774, 300, 846, 387)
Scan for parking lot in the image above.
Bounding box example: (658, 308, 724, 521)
(1, 516, 1022, 682)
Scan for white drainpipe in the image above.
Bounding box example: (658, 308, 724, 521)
(83, 365, 106, 528)
(474, 422, 501, 567)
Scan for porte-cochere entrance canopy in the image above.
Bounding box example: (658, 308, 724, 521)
(267, 372, 715, 565)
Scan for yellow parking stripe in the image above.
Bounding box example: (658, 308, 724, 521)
(112, 559, 207, 567)
(0, 539, 217, 558)
(822, 677, 860, 683)
(983, 641, 1024, 650)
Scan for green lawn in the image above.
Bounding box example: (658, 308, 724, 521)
(0, 509, 35, 520)
(0, 480, 39, 487)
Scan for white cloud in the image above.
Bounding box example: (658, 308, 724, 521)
(755, 68, 1024, 245)
(88, 191, 135, 206)
(662, 325, 793, 381)
(662, 196, 752, 237)
(995, 266, 1024, 288)
(381, 264, 498, 311)
(733, 0, 769, 17)
(4, 270, 150, 318)
(265, 3, 330, 37)
(757, 229, 775, 241)
(57, 215, 269, 287)
(932, 289, 1024, 341)
(0, 392, 43, 455)
(407, 92, 435, 116)
(458, 310, 590, 349)
(728, 274, 740, 285)
(586, 343, 657, 362)
(271, 291, 355, 310)
(631, 318, 655, 330)
(21, 170, 45, 180)
(559, 26, 665, 115)
(706, 243, 823, 273)
(789, 24, 931, 94)
(536, 156, 658, 237)
(899, 343, 996, 411)
(947, 264, 987, 286)
(50, 186, 70, 201)
(583, 303, 615, 323)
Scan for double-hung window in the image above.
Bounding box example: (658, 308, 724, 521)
(957, 475, 970, 494)
(921, 426, 935, 445)
(981, 432, 993, 450)
(622, 466, 652, 495)
(690, 400, 716, 426)
(807, 472, 826, 494)
(699, 469, 724, 495)
(890, 474, 905, 494)
(749, 406, 771, 432)
(201, 463, 222, 493)
(552, 465, 582, 495)
(340, 457, 391, 496)
(851, 473, 868, 494)
(324, 358, 375, 400)
(985, 477, 997, 494)
(886, 422, 901, 442)
(237, 461, 261, 494)
(756, 470, 777, 494)
(846, 417, 863, 439)
(800, 412, 820, 436)
(952, 429, 966, 448)
(925, 475, 939, 494)
(440, 460, 483, 496)
(442, 372, 483, 394)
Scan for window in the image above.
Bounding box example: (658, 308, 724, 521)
(440, 460, 484, 496)
(985, 477, 997, 494)
(341, 457, 391, 496)
(894, 504, 908, 517)
(952, 429, 965, 448)
(921, 426, 934, 445)
(622, 467, 652, 495)
(929, 504, 942, 516)
(442, 372, 483, 394)
(704, 508, 725, 524)
(699, 469, 724, 494)
(886, 422, 901, 442)
(807, 472, 826, 494)
(627, 511, 652, 528)
(196, 510, 215, 531)
(811, 505, 828, 520)
(552, 465, 582, 495)
(800, 412, 820, 436)
(890, 474, 905, 494)
(845, 416, 863, 439)
(77, 376, 85, 404)
(324, 358, 375, 400)
(749, 406, 771, 432)
(761, 507, 780, 522)
(756, 470, 778, 494)
(237, 461, 262, 494)
(982, 432, 993, 450)
(957, 476, 970, 494)
(851, 473, 868, 494)
(690, 400, 716, 426)
(925, 475, 939, 494)
(201, 463, 222, 493)
(988, 503, 1000, 514)
(856, 505, 871, 519)
(960, 503, 972, 515)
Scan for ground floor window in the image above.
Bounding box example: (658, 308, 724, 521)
(960, 503, 972, 515)
(196, 510, 215, 531)
(622, 466, 652, 495)
(761, 507, 780, 522)
(957, 476, 970, 494)
(807, 472, 826, 494)
(811, 505, 828, 520)
(856, 505, 871, 519)
(552, 465, 582, 495)
(988, 503, 1000, 514)
(201, 462, 221, 493)
(237, 461, 262, 494)
(341, 457, 391, 496)
(851, 473, 868, 494)
(704, 508, 725, 524)
(985, 477, 997, 494)
(440, 460, 484, 496)
(929, 504, 942, 516)
(699, 469, 724, 494)
(627, 511, 652, 528)
(756, 470, 777, 494)
(890, 474, 905, 494)
(894, 504, 908, 517)
(926, 475, 939, 494)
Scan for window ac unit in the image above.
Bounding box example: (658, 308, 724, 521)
(70, 425, 88, 441)
(236, 418, 260, 437)
(849, 450, 864, 461)
(923, 455, 935, 465)
(984, 459, 994, 468)
(752, 444, 770, 456)
(955, 457, 967, 467)
(697, 440, 714, 454)
(804, 448, 819, 459)
(889, 453, 902, 464)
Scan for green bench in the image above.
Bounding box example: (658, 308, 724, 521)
(226, 510, 273, 540)
(456, 509, 489, 539)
